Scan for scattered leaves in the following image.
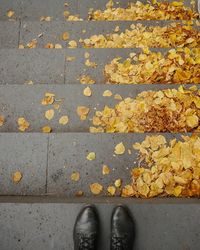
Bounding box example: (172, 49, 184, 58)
(103, 90, 112, 97)
(81, 23, 200, 48)
(104, 48, 200, 84)
(91, 86, 200, 133)
(79, 75, 96, 84)
(107, 186, 116, 196)
(130, 135, 200, 198)
(89, 0, 198, 20)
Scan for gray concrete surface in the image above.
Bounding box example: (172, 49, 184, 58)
(0, 198, 199, 250)
(0, 134, 48, 195)
(0, 49, 65, 84)
(0, 21, 20, 48)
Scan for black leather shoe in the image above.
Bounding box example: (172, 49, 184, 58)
(110, 205, 135, 250)
(73, 205, 99, 250)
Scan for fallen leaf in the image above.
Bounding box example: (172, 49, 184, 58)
(71, 172, 80, 182)
(83, 87, 92, 97)
(0, 115, 5, 126)
(115, 179, 122, 188)
(7, 10, 15, 18)
(45, 109, 55, 120)
(102, 165, 110, 175)
(59, 116, 69, 125)
(12, 171, 22, 183)
(107, 186, 116, 196)
(62, 32, 69, 41)
(90, 183, 103, 195)
(87, 152, 96, 161)
(115, 142, 125, 155)
(42, 126, 52, 133)
(18, 117, 30, 132)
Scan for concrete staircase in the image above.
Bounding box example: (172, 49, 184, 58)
(0, 0, 200, 249)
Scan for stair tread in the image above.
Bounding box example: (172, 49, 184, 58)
(0, 0, 197, 21)
(1, 48, 199, 84)
(0, 84, 198, 132)
(0, 132, 195, 197)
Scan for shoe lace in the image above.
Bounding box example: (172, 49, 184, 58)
(78, 233, 96, 250)
(112, 235, 128, 250)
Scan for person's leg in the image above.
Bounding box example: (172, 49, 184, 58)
(73, 205, 99, 250)
(110, 205, 135, 250)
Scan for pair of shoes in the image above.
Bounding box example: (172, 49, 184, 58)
(73, 205, 135, 250)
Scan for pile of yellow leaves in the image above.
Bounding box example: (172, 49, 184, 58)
(81, 23, 200, 48)
(123, 135, 200, 198)
(104, 48, 200, 84)
(90, 86, 200, 133)
(89, 0, 198, 20)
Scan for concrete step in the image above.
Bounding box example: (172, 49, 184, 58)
(0, 132, 196, 197)
(0, 0, 197, 21)
(0, 197, 199, 250)
(1, 20, 200, 49)
(1, 48, 199, 84)
(0, 84, 198, 132)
